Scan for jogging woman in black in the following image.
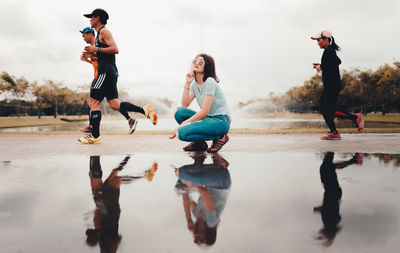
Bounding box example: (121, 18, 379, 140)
(311, 30, 364, 140)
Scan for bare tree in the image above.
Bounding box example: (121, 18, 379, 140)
(0, 71, 29, 118)
(31, 83, 51, 119)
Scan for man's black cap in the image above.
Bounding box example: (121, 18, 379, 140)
(83, 8, 109, 21)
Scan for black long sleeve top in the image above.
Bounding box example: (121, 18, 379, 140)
(321, 45, 342, 92)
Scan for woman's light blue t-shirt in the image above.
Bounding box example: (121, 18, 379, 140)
(192, 188, 230, 228)
(190, 77, 230, 117)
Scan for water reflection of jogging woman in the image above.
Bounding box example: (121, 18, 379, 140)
(311, 30, 364, 140)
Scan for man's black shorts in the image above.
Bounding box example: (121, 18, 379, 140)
(90, 72, 118, 101)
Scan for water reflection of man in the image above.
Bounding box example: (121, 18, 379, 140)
(173, 153, 231, 247)
(85, 155, 158, 253)
(314, 152, 363, 247)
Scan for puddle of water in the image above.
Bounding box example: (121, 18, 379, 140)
(0, 152, 399, 253)
(4, 117, 398, 132)
(0, 118, 327, 132)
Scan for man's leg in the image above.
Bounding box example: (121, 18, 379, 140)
(78, 90, 94, 133)
(104, 75, 144, 120)
(88, 97, 102, 138)
(79, 73, 106, 143)
(103, 73, 137, 131)
(108, 99, 145, 120)
(108, 99, 143, 134)
(88, 91, 93, 129)
(118, 101, 145, 119)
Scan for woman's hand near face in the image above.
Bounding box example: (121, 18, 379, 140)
(181, 71, 196, 108)
(186, 71, 195, 86)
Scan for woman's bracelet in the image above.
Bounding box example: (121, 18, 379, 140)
(183, 86, 190, 90)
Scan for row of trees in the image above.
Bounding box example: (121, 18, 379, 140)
(3, 61, 400, 117)
(0, 71, 89, 118)
(273, 62, 400, 114)
(1, 71, 170, 118)
(0, 71, 174, 118)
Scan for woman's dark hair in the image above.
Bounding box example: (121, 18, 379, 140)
(204, 226, 217, 245)
(328, 36, 341, 51)
(197, 54, 219, 83)
(194, 219, 217, 246)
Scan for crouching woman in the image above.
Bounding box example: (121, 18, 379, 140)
(170, 54, 230, 153)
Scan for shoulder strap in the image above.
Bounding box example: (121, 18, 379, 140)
(96, 26, 105, 44)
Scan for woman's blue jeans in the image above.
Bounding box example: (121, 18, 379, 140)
(174, 107, 230, 142)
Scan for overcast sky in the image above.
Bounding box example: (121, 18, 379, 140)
(1, 0, 399, 105)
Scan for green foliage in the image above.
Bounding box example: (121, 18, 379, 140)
(0, 70, 173, 117)
(273, 62, 400, 114)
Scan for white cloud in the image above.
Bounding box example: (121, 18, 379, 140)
(0, 0, 399, 104)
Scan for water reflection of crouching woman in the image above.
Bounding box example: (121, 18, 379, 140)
(173, 153, 231, 246)
(171, 54, 231, 153)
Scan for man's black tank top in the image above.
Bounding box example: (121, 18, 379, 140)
(96, 27, 118, 76)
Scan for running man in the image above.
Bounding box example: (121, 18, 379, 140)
(79, 8, 157, 144)
(80, 27, 98, 79)
(85, 155, 158, 250)
(78, 27, 97, 134)
(311, 30, 364, 140)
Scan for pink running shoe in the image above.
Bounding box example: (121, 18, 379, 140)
(356, 113, 364, 132)
(320, 132, 341, 140)
(355, 153, 364, 165)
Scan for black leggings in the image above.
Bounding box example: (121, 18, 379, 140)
(320, 90, 357, 133)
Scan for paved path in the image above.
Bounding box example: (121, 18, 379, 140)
(1, 133, 399, 159)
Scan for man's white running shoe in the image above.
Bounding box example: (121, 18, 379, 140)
(78, 135, 102, 144)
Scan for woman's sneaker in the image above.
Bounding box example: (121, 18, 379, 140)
(320, 132, 341, 140)
(355, 113, 364, 132)
(78, 135, 102, 144)
(129, 118, 138, 135)
(354, 153, 364, 165)
(143, 104, 158, 125)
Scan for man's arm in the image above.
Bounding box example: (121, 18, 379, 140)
(81, 51, 97, 63)
(100, 29, 119, 54)
(84, 28, 119, 54)
(81, 55, 92, 64)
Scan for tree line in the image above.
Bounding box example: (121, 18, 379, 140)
(0, 71, 92, 118)
(0, 71, 172, 118)
(3, 61, 400, 117)
(272, 62, 400, 114)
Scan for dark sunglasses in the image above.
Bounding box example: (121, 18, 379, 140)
(192, 59, 204, 66)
